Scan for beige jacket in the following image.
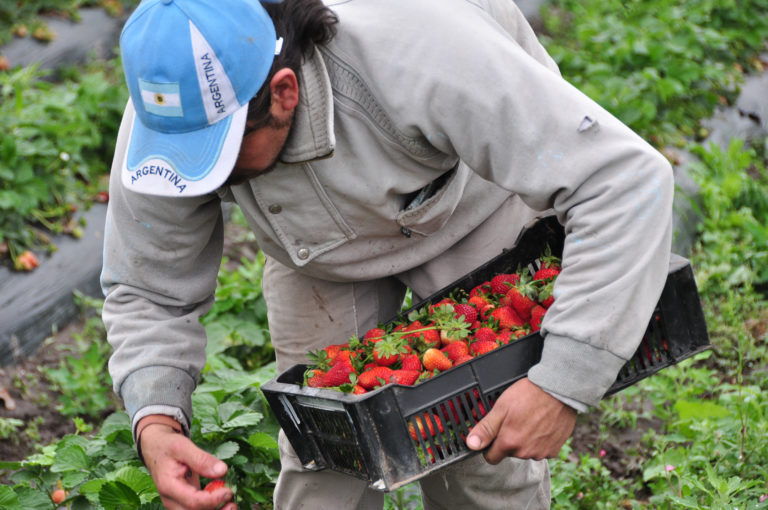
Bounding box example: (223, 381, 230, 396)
(103, 0, 674, 427)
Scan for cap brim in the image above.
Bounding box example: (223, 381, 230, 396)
(122, 98, 247, 197)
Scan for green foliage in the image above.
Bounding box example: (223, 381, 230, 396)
(0, 1, 140, 46)
(687, 140, 768, 291)
(0, 60, 127, 266)
(41, 294, 118, 419)
(540, 0, 768, 146)
(1, 359, 280, 510)
(201, 241, 275, 372)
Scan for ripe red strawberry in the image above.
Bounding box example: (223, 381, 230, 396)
(530, 305, 547, 331)
(473, 327, 497, 343)
(359, 366, 394, 390)
(506, 287, 537, 322)
(469, 281, 491, 298)
(203, 479, 226, 493)
(467, 295, 490, 309)
(324, 358, 356, 387)
(539, 245, 561, 270)
(352, 384, 367, 394)
(409, 413, 445, 440)
(532, 266, 560, 282)
(454, 353, 474, 365)
(470, 339, 499, 357)
(491, 305, 524, 329)
(305, 369, 326, 388)
(363, 327, 387, 345)
(453, 303, 478, 324)
(429, 297, 455, 314)
(420, 328, 441, 349)
(401, 353, 423, 371)
(441, 340, 469, 362)
(422, 348, 453, 372)
(388, 369, 421, 386)
(373, 338, 402, 366)
(538, 280, 555, 308)
(490, 273, 520, 295)
(496, 329, 513, 344)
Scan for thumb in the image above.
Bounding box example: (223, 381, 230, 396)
(178, 440, 228, 480)
(466, 407, 503, 451)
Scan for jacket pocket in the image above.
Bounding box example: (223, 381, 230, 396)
(249, 163, 357, 267)
(395, 162, 472, 237)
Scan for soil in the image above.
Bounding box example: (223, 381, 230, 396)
(0, 320, 85, 464)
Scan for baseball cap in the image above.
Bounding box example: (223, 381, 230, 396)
(119, 0, 283, 196)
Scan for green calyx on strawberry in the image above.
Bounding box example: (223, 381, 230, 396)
(301, 247, 561, 394)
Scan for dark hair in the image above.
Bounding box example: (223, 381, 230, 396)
(246, 0, 338, 130)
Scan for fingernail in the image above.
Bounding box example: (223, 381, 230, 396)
(213, 461, 227, 476)
(467, 435, 482, 450)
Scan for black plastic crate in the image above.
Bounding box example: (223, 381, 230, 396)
(261, 216, 710, 492)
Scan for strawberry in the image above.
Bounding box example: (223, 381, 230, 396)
(532, 266, 560, 282)
(467, 295, 490, 309)
(429, 298, 455, 314)
(352, 384, 367, 394)
(441, 341, 469, 362)
(203, 479, 226, 493)
(469, 282, 491, 298)
(363, 327, 387, 345)
(538, 280, 555, 308)
(358, 366, 394, 390)
(452, 303, 478, 324)
(530, 305, 547, 331)
(496, 329, 514, 344)
(51, 489, 67, 505)
(409, 413, 445, 441)
(539, 244, 561, 270)
(490, 305, 525, 329)
(305, 368, 326, 388)
(422, 348, 453, 372)
(401, 353, 423, 371)
(490, 273, 520, 295)
(454, 353, 474, 365)
(388, 369, 421, 386)
(504, 275, 536, 321)
(418, 326, 441, 349)
(15, 250, 39, 271)
(324, 358, 356, 387)
(470, 339, 499, 356)
(373, 338, 403, 366)
(473, 327, 497, 343)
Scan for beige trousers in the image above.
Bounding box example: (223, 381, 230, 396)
(263, 196, 551, 510)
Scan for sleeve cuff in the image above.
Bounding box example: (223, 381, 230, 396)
(119, 365, 196, 434)
(132, 405, 191, 442)
(527, 333, 629, 407)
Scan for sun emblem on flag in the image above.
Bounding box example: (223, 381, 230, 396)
(154, 93, 165, 105)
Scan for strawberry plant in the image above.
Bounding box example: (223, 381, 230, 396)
(0, 60, 126, 270)
(539, 0, 768, 147)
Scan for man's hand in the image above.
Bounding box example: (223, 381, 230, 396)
(465, 377, 576, 464)
(140, 423, 236, 510)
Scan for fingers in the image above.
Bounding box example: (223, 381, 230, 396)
(465, 378, 578, 464)
(141, 425, 234, 509)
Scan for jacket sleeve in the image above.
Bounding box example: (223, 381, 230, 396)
(352, 0, 675, 406)
(101, 101, 225, 426)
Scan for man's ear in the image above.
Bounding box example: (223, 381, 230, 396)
(269, 68, 299, 115)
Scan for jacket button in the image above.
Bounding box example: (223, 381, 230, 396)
(297, 248, 310, 260)
(268, 204, 282, 214)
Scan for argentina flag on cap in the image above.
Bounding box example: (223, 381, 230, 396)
(119, 0, 279, 196)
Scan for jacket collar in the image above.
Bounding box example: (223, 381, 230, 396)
(278, 47, 336, 164)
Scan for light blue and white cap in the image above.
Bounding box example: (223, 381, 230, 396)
(120, 0, 283, 196)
